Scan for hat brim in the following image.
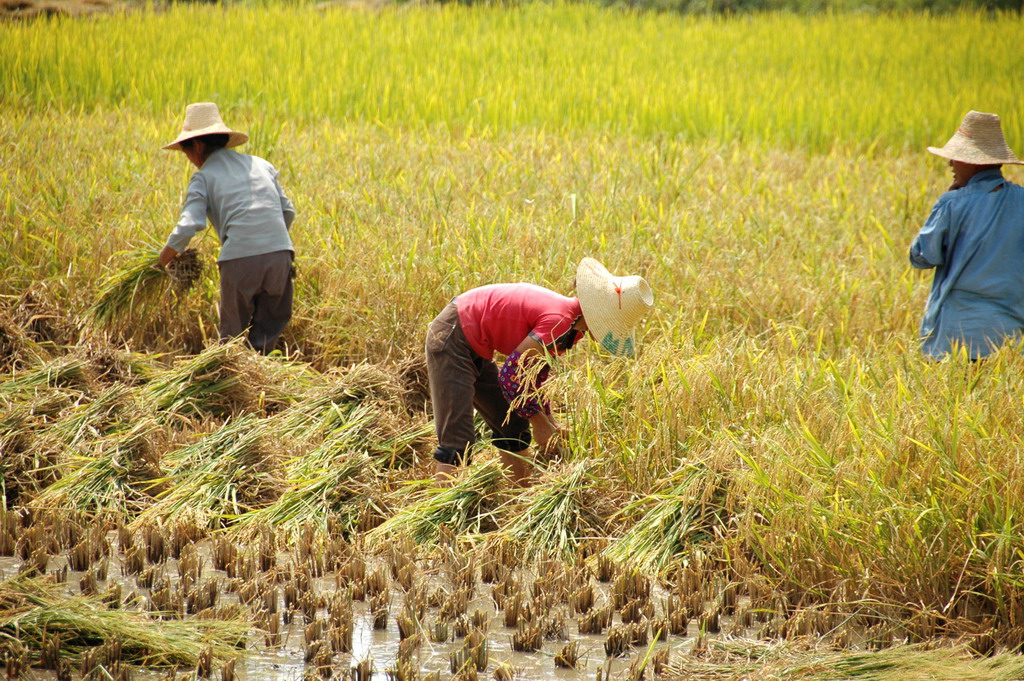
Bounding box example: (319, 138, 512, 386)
(162, 127, 248, 151)
(929, 144, 1024, 165)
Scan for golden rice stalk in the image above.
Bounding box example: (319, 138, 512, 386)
(88, 247, 202, 328)
(605, 462, 729, 573)
(368, 460, 504, 545)
(0, 573, 247, 666)
(134, 413, 282, 528)
(496, 460, 604, 562)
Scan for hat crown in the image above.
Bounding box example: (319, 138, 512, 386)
(928, 110, 1022, 166)
(959, 110, 1003, 139)
(182, 102, 225, 132)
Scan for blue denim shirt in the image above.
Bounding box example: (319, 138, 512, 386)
(909, 168, 1024, 359)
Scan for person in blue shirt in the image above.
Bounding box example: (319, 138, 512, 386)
(909, 111, 1024, 359)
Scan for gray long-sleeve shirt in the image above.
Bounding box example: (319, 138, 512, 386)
(166, 148, 295, 262)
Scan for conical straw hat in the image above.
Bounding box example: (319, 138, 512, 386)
(162, 102, 248, 151)
(928, 111, 1022, 166)
(576, 257, 653, 358)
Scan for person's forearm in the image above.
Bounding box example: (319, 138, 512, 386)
(158, 245, 179, 267)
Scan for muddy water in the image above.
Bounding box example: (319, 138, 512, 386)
(1, 535, 744, 681)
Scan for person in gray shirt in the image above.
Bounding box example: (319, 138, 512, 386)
(159, 102, 296, 355)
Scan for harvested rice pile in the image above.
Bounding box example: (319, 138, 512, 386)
(1, 331, 433, 533)
(0, 572, 248, 671)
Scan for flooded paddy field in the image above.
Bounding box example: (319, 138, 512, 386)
(0, 513, 755, 681)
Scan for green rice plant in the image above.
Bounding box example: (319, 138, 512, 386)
(30, 419, 162, 516)
(0, 573, 248, 667)
(368, 460, 504, 545)
(606, 461, 731, 572)
(497, 460, 605, 562)
(88, 247, 201, 328)
(2, 8, 1021, 150)
(134, 413, 282, 528)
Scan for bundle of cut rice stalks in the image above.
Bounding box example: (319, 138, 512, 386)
(605, 461, 731, 573)
(48, 383, 139, 445)
(74, 335, 159, 386)
(275, 362, 411, 431)
(88, 247, 204, 328)
(0, 357, 92, 487)
(134, 413, 283, 528)
(495, 460, 607, 562)
(1, 376, 81, 504)
(0, 573, 248, 667)
(233, 439, 377, 538)
(0, 307, 46, 373)
(0, 356, 91, 399)
(368, 460, 504, 545)
(141, 340, 313, 421)
(30, 419, 163, 517)
(237, 401, 430, 536)
(670, 639, 1024, 681)
(274, 385, 431, 465)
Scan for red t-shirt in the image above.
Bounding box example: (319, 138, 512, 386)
(456, 283, 582, 360)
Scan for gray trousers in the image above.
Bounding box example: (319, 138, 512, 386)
(218, 250, 294, 355)
(425, 301, 531, 465)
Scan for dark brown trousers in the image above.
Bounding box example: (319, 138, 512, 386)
(218, 250, 294, 355)
(425, 301, 531, 465)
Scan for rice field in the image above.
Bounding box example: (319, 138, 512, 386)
(2, 3, 1024, 680)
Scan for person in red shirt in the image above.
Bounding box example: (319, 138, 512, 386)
(425, 258, 653, 485)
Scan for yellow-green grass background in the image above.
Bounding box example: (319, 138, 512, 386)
(3, 4, 1024, 645)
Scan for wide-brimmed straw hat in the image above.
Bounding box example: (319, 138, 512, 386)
(576, 257, 653, 358)
(927, 110, 1022, 166)
(162, 102, 248, 151)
